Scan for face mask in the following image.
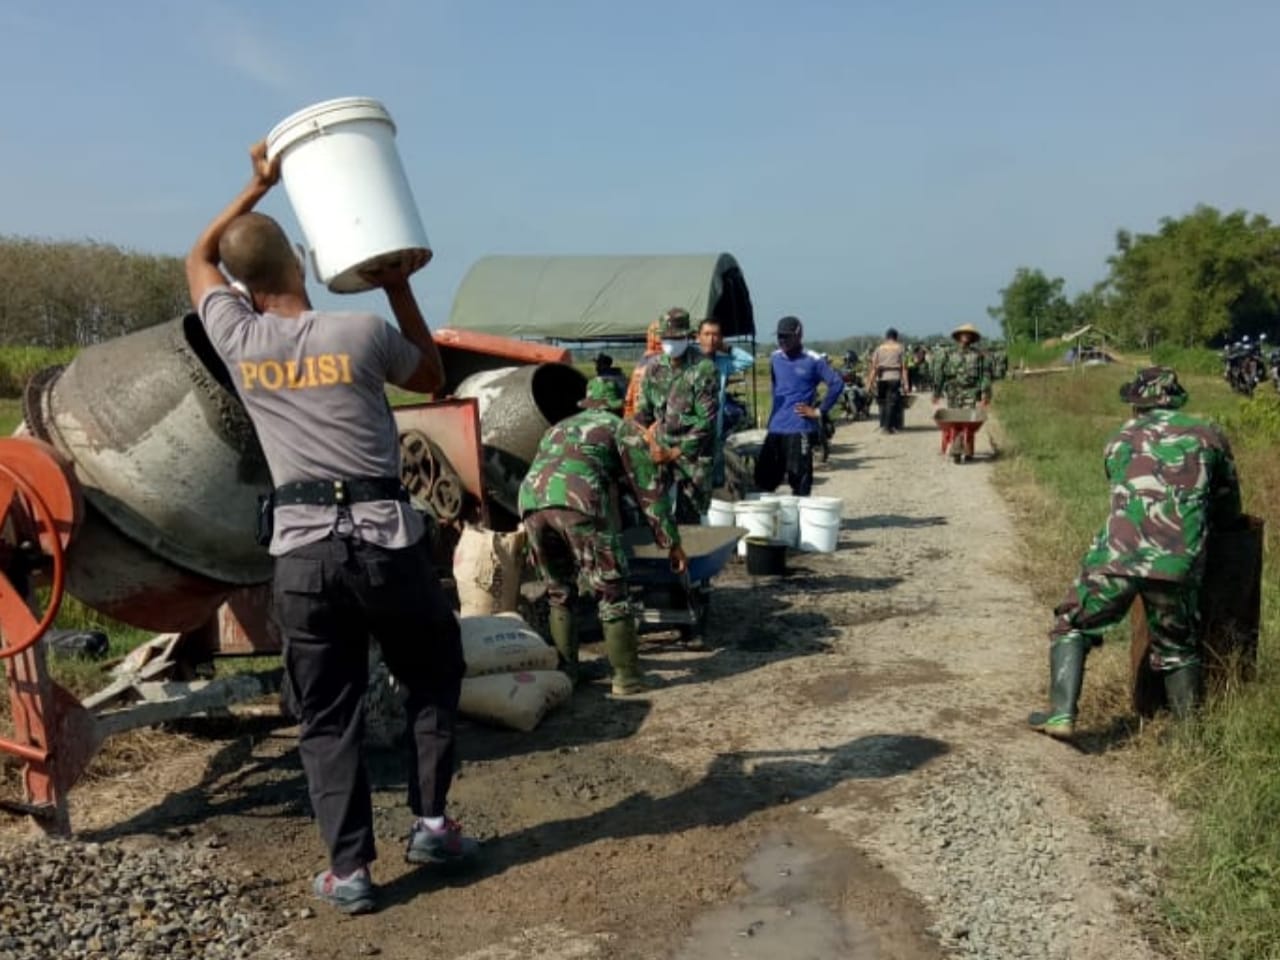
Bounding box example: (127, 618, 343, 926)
(661, 339, 690, 358)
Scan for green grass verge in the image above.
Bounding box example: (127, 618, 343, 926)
(993, 366, 1280, 960)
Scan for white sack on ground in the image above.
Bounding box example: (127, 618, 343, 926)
(459, 670, 572, 732)
(460, 612, 559, 677)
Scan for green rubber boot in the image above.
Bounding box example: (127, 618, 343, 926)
(1028, 635, 1088, 739)
(547, 605, 580, 685)
(1163, 661, 1204, 720)
(601, 617, 650, 695)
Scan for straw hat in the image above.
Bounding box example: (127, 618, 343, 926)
(951, 323, 982, 343)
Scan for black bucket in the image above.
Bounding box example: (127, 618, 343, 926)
(745, 537, 788, 576)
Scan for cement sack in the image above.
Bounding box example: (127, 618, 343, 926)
(453, 524, 525, 616)
(459, 670, 572, 732)
(460, 612, 559, 677)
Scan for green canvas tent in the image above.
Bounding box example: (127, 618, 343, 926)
(446, 254, 755, 342)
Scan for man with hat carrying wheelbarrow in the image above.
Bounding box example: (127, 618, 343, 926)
(634, 307, 720, 523)
(1028, 367, 1241, 738)
(932, 323, 992, 461)
(520, 377, 688, 695)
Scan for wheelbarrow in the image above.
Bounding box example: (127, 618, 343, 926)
(623, 524, 746, 642)
(932, 407, 988, 463)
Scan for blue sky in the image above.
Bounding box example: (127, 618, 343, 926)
(3, 0, 1280, 340)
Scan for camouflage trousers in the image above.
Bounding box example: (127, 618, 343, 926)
(669, 456, 712, 524)
(1050, 570, 1201, 671)
(523, 507, 633, 623)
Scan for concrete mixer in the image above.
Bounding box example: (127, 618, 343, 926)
(0, 317, 583, 833)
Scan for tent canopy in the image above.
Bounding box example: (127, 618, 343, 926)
(446, 254, 755, 342)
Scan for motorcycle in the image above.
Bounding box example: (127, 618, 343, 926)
(819, 410, 835, 463)
(839, 370, 871, 422)
(1223, 340, 1266, 396)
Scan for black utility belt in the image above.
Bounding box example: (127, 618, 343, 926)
(273, 477, 408, 507)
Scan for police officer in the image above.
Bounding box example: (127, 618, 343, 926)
(520, 377, 687, 694)
(186, 141, 474, 915)
(634, 308, 719, 522)
(867, 327, 909, 434)
(1028, 367, 1241, 738)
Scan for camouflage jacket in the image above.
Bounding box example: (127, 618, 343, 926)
(932, 347, 991, 406)
(989, 350, 1009, 379)
(518, 409, 679, 549)
(1082, 409, 1241, 582)
(634, 354, 719, 461)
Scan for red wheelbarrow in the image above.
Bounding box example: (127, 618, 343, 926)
(933, 407, 988, 463)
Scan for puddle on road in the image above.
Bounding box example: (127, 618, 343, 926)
(676, 830, 939, 960)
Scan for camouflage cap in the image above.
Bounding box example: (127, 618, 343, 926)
(1119, 366, 1189, 409)
(658, 307, 691, 339)
(579, 376, 625, 411)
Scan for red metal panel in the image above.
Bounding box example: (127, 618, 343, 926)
(393, 399, 487, 524)
(434, 328, 574, 395)
(434, 328, 571, 365)
(210, 584, 279, 655)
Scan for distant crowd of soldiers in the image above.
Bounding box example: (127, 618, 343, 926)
(845, 324, 1009, 409)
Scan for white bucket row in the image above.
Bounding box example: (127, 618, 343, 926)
(705, 495, 842, 554)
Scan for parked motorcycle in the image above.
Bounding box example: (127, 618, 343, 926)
(1223, 337, 1267, 396)
(839, 371, 871, 422)
(819, 410, 835, 463)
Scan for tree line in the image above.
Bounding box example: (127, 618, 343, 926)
(0, 237, 189, 347)
(989, 205, 1280, 348)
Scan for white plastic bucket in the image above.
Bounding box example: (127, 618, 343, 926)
(734, 500, 778, 557)
(706, 498, 735, 527)
(761, 494, 801, 548)
(798, 496, 843, 553)
(266, 97, 432, 294)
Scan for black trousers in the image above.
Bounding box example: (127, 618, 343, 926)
(877, 380, 903, 432)
(754, 432, 815, 496)
(273, 535, 463, 875)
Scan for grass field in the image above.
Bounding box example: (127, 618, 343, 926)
(993, 363, 1280, 959)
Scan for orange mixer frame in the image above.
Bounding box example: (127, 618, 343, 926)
(0, 437, 100, 833)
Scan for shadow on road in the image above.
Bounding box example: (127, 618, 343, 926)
(842, 514, 948, 531)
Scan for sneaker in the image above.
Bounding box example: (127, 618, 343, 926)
(405, 818, 480, 867)
(312, 866, 376, 915)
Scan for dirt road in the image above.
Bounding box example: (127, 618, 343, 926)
(12, 401, 1178, 959)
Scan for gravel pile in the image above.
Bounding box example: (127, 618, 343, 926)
(894, 757, 1160, 960)
(0, 836, 293, 960)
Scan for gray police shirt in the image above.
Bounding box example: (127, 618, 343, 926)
(199, 287, 424, 556)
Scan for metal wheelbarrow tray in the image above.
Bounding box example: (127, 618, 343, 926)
(623, 525, 747, 639)
(932, 407, 988, 462)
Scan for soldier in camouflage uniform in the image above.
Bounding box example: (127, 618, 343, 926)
(634, 308, 719, 523)
(519, 377, 687, 695)
(931, 323, 993, 458)
(1028, 367, 1241, 738)
(989, 344, 1009, 381)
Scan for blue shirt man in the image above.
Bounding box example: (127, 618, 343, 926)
(754, 316, 844, 495)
